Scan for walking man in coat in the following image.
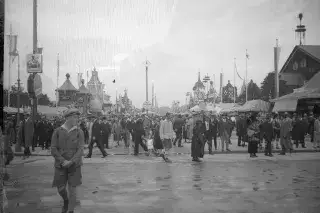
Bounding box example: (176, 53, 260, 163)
(279, 113, 293, 155)
(218, 115, 231, 152)
(23, 113, 34, 158)
(85, 118, 108, 158)
(260, 114, 274, 156)
(51, 108, 84, 213)
(210, 115, 219, 151)
(204, 115, 214, 154)
(236, 114, 247, 147)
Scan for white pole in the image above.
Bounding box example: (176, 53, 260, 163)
(7, 24, 13, 107)
(233, 58, 236, 104)
(245, 49, 248, 102)
(56, 53, 59, 108)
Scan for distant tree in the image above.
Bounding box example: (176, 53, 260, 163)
(260, 72, 292, 101)
(38, 94, 51, 106)
(3, 88, 52, 107)
(237, 80, 261, 103)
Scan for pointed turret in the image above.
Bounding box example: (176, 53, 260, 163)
(78, 79, 90, 94)
(193, 71, 205, 91)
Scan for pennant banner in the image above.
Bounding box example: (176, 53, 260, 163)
(235, 63, 243, 80)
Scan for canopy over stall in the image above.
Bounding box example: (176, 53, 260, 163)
(190, 102, 219, 113)
(237, 100, 271, 112)
(3, 107, 29, 114)
(271, 71, 320, 112)
(272, 100, 298, 112)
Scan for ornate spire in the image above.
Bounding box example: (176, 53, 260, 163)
(198, 72, 200, 81)
(66, 73, 70, 79)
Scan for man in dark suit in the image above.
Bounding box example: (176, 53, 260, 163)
(236, 114, 247, 147)
(173, 114, 185, 147)
(204, 115, 214, 154)
(101, 117, 111, 149)
(210, 115, 219, 151)
(85, 118, 108, 158)
(260, 114, 274, 156)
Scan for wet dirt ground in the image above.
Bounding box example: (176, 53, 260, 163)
(5, 153, 320, 213)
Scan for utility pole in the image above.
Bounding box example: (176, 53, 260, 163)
(31, 0, 38, 123)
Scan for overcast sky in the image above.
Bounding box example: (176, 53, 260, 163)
(4, 0, 320, 107)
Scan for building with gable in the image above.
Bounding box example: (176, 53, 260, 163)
(279, 45, 320, 91)
(56, 73, 78, 107)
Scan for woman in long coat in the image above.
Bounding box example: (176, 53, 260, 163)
(247, 115, 260, 158)
(191, 119, 205, 162)
(291, 115, 304, 148)
(153, 120, 163, 154)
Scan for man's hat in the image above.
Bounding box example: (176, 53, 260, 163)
(63, 108, 80, 118)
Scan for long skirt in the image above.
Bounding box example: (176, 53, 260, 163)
(191, 136, 204, 158)
(153, 138, 164, 150)
(248, 141, 258, 154)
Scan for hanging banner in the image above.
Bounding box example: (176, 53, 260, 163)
(8, 35, 18, 56)
(26, 53, 43, 73)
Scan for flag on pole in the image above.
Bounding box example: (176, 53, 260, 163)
(8, 35, 18, 56)
(234, 62, 243, 80)
(8, 35, 18, 63)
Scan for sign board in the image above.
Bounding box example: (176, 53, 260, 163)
(143, 101, 152, 110)
(26, 53, 43, 73)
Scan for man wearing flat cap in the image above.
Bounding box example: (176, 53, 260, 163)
(50, 108, 84, 213)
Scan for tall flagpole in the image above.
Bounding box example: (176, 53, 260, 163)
(7, 24, 13, 107)
(56, 53, 59, 108)
(245, 49, 248, 102)
(274, 39, 280, 98)
(233, 58, 236, 104)
(220, 69, 223, 104)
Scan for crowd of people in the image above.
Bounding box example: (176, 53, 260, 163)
(2, 110, 320, 162)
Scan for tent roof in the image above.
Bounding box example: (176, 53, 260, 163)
(57, 79, 78, 91)
(272, 71, 320, 102)
(78, 84, 90, 94)
(304, 71, 320, 89)
(237, 99, 271, 112)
